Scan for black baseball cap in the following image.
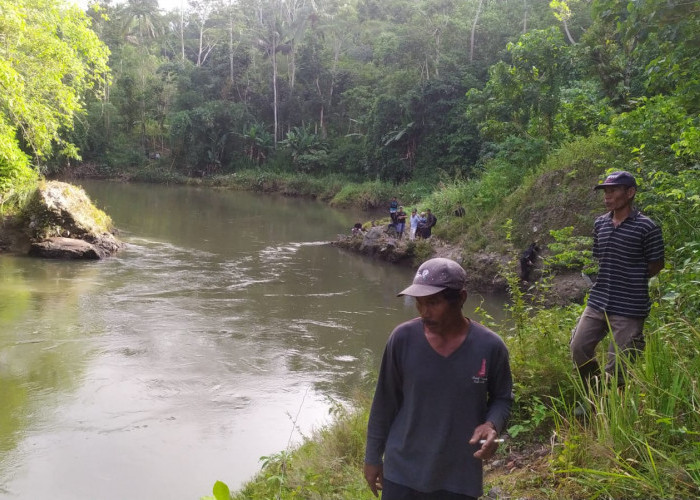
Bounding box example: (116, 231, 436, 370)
(594, 171, 637, 190)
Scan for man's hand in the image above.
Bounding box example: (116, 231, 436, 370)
(469, 421, 499, 460)
(363, 463, 383, 497)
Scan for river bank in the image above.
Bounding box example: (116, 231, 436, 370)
(331, 225, 590, 306)
(59, 167, 596, 306)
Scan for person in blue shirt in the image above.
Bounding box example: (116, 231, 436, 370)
(389, 197, 399, 224)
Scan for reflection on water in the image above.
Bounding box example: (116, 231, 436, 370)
(0, 181, 506, 499)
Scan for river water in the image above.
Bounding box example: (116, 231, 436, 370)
(0, 181, 505, 500)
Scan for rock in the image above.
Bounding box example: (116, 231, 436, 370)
(19, 181, 124, 259)
(332, 224, 415, 265)
(484, 486, 504, 499)
(548, 271, 591, 305)
(28, 237, 102, 259)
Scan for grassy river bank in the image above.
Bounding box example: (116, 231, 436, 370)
(181, 139, 697, 499)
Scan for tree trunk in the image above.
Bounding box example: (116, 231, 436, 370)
(180, 1, 185, 61)
(470, 0, 485, 63)
(228, 9, 234, 83)
(272, 36, 279, 147)
(562, 18, 576, 44)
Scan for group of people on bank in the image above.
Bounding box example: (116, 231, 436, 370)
(388, 197, 437, 240)
(363, 171, 665, 499)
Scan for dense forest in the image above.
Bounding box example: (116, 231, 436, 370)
(0, 0, 693, 189)
(2, 0, 699, 498)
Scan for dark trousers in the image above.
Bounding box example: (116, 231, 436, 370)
(382, 478, 477, 500)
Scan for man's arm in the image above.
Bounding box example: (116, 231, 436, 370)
(364, 333, 403, 495)
(648, 259, 664, 278)
(643, 223, 664, 278)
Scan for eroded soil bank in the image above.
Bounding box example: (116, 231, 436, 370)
(332, 228, 590, 306)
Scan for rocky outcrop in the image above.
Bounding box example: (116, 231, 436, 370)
(9, 181, 124, 259)
(332, 225, 416, 266)
(332, 225, 510, 293)
(332, 225, 590, 302)
(28, 237, 103, 259)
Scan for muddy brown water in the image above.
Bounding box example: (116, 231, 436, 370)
(0, 180, 507, 499)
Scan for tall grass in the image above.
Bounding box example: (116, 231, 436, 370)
(329, 179, 427, 210)
(550, 331, 700, 497)
(545, 273, 700, 498)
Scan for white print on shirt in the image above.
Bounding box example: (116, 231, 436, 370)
(472, 358, 488, 384)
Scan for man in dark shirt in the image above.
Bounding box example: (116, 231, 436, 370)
(395, 206, 407, 239)
(519, 242, 540, 281)
(423, 209, 437, 238)
(570, 171, 664, 390)
(364, 258, 513, 499)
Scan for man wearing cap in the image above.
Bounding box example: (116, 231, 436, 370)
(570, 171, 664, 393)
(364, 258, 513, 499)
(423, 208, 437, 238)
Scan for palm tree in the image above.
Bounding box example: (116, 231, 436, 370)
(119, 0, 162, 47)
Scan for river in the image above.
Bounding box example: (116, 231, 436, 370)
(0, 180, 506, 499)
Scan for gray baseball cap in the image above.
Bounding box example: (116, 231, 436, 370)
(398, 258, 467, 297)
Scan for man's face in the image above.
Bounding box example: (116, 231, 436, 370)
(415, 292, 461, 331)
(602, 185, 635, 212)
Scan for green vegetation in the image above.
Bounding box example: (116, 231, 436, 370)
(1, 0, 698, 498)
(0, 0, 109, 201)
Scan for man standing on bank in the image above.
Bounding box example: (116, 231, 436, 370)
(364, 258, 513, 500)
(570, 171, 664, 389)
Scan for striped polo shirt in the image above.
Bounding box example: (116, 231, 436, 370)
(587, 209, 664, 318)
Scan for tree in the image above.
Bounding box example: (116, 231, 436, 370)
(247, 0, 284, 146)
(0, 0, 110, 191)
(187, 0, 220, 67)
(550, 0, 578, 44)
(469, 0, 485, 63)
(119, 0, 162, 47)
(467, 28, 570, 143)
